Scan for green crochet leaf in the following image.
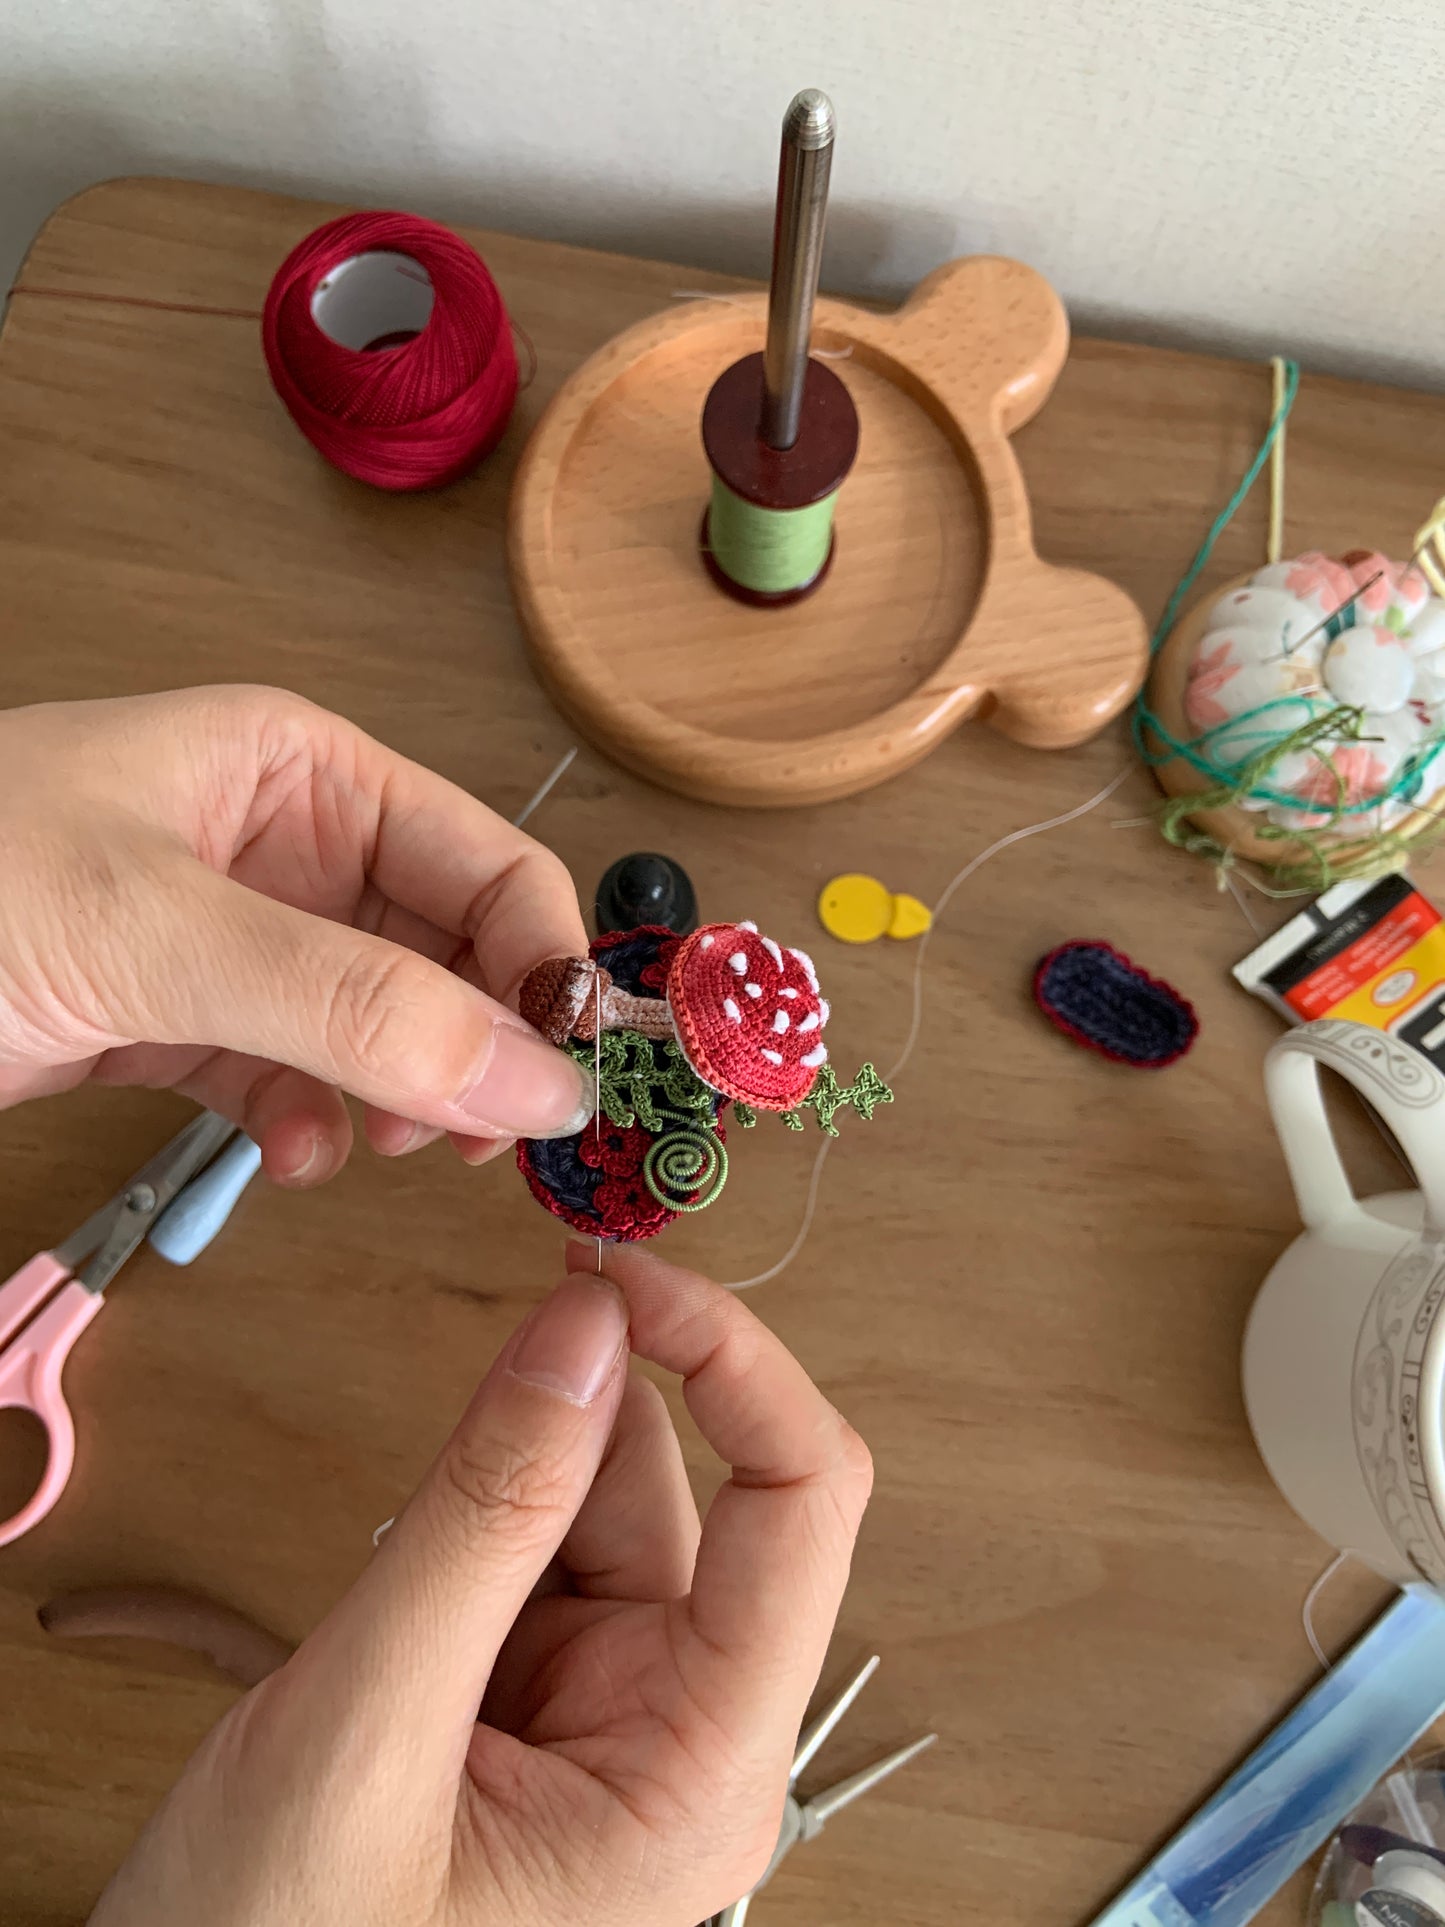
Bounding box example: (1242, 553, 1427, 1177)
(563, 1035, 893, 1143)
(565, 1031, 719, 1134)
(773, 1062, 895, 1136)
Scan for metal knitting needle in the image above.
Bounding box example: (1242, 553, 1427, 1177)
(761, 89, 836, 451)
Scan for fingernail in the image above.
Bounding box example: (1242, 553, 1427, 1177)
(457, 1134, 511, 1167)
(383, 1121, 423, 1158)
(507, 1275, 627, 1405)
(280, 1132, 332, 1185)
(460, 1025, 593, 1139)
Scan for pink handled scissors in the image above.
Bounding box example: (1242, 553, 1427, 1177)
(0, 1110, 237, 1547)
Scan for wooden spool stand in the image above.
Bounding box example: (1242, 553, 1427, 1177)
(508, 255, 1148, 808)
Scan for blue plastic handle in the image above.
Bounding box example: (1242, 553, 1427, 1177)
(148, 1135, 262, 1266)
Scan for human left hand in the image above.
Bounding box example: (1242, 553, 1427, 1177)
(84, 1243, 874, 1927)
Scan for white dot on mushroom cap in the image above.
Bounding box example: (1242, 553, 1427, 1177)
(760, 935, 783, 969)
(817, 999, 831, 1027)
(700, 934, 714, 949)
(801, 1043, 828, 1068)
(738, 921, 758, 933)
(729, 953, 747, 974)
(772, 1010, 789, 1033)
(787, 946, 821, 993)
(745, 982, 763, 999)
(797, 1011, 820, 1033)
(780, 987, 798, 999)
(761, 1048, 784, 1065)
(723, 998, 741, 1023)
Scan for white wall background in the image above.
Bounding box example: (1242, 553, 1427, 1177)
(3, 0, 1442, 388)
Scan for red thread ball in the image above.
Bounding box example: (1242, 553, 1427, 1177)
(262, 211, 518, 491)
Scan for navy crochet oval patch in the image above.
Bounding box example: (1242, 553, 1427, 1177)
(1033, 941, 1198, 1069)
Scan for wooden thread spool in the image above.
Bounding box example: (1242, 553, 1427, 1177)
(701, 350, 858, 605)
(700, 87, 859, 606)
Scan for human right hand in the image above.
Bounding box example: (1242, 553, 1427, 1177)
(0, 685, 591, 1184)
(87, 1243, 874, 1926)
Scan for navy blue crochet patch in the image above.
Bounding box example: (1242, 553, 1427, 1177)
(1033, 941, 1198, 1069)
(591, 924, 677, 995)
(521, 1134, 604, 1217)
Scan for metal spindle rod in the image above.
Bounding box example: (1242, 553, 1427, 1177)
(761, 88, 836, 451)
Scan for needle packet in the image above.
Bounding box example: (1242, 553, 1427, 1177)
(1234, 875, 1445, 1065)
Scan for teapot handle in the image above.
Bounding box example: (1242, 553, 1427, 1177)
(1265, 1019, 1445, 1233)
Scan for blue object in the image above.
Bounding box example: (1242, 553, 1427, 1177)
(1086, 1588, 1445, 1927)
(148, 1135, 262, 1265)
(1034, 941, 1199, 1069)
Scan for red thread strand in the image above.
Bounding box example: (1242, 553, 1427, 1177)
(261, 211, 518, 491)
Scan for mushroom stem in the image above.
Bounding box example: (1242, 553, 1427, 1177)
(590, 986, 674, 1040)
(520, 954, 674, 1045)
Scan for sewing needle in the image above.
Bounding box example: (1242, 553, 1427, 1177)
(594, 974, 603, 1276)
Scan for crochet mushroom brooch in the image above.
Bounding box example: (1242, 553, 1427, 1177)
(517, 922, 893, 1243)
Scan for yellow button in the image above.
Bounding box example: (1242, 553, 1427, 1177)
(818, 873, 892, 943)
(818, 875, 933, 944)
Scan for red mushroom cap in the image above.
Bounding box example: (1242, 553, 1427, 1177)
(668, 921, 830, 1109)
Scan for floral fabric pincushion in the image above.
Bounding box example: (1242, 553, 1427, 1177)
(516, 922, 892, 1244)
(1184, 549, 1445, 832)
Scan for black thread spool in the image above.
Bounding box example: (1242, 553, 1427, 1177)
(700, 89, 859, 607)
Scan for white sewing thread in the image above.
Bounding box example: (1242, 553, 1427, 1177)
(719, 766, 1136, 1292)
(1301, 1547, 1361, 1670)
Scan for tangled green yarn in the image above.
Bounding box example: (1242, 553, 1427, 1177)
(1131, 356, 1445, 891)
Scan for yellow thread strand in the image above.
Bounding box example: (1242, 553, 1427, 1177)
(1267, 356, 1288, 565)
(1417, 497, 1445, 598)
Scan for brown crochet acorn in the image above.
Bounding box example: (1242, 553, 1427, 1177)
(519, 955, 674, 1047)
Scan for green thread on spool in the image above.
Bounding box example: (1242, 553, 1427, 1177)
(707, 476, 837, 595)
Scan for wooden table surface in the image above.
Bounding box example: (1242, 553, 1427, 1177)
(4, 177, 1445, 1927)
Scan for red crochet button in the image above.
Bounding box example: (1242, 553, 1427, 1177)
(669, 921, 829, 1110)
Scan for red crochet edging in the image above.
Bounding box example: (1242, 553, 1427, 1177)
(515, 1142, 603, 1238)
(515, 1139, 678, 1245)
(1032, 940, 1199, 1070)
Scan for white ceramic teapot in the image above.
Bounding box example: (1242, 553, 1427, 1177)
(1244, 1018, 1445, 1589)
